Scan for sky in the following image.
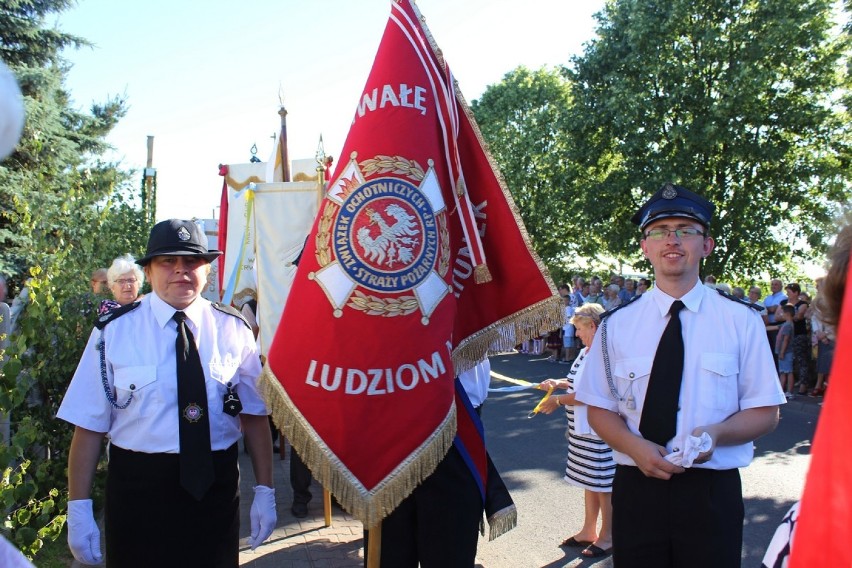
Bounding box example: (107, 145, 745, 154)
(57, 0, 606, 221)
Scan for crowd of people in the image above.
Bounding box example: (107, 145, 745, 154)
(530, 271, 833, 405)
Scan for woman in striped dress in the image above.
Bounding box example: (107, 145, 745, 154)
(540, 302, 615, 558)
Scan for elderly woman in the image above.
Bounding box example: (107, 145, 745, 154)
(601, 284, 622, 311)
(97, 254, 144, 315)
(539, 303, 614, 558)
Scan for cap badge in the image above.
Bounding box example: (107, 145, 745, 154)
(176, 226, 191, 241)
(661, 184, 678, 200)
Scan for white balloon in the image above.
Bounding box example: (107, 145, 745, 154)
(0, 59, 24, 160)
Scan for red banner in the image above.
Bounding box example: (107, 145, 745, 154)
(789, 256, 852, 567)
(263, 0, 562, 527)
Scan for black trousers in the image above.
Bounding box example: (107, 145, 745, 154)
(290, 446, 313, 505)
(612, 465, 743, 568)
(105, 444, 240, 568)
(363, 445, 483, 568)
(766, 329, 780, 372)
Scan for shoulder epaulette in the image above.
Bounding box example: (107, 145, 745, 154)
(601, 294, 643, 319)
(715, 288, 763, 311)
(212, 302, 251, 330)
(94, 301, 141, 330)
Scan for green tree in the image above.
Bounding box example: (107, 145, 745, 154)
(0, 0, 148, 559)
(472, 66, 578, 275)
(566, 0, 851, 279)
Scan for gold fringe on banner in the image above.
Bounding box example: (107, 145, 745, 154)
(487, 505, 518, 541)
(473, 263, 492, 284)
(261, 367, 457, 529)
(452, 294, 566, 375)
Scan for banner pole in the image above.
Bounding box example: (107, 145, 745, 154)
(323, 488, 332, 527)
(367, 523, 382, 568)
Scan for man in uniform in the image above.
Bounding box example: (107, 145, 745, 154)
(575, 183, 785, 568)
(60, 219, 277, 567)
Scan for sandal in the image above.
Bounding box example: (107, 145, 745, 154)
(559, 536, 593, 548)
(581, 544, 613, 558)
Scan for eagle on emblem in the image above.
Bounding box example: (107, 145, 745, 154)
(357, 204, 421, 267)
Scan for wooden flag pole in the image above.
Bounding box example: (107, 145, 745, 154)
(367, 523, 381, 568)
(323, 488, 332, 527)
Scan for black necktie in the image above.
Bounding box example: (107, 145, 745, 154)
(639, 300, 685, 447)
(173, 311, 214, 500)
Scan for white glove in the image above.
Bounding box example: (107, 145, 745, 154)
(67, 499, 103, 565)
(248, 485, 276, 550)
(665, 432, 713, 468)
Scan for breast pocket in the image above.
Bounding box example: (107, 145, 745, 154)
(613, 357, 653, 417)
(113, 366, 158, 415)
(209, 361, 238, 384)
(699, 353, 739, 411)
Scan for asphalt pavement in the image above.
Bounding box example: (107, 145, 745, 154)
(236, 351, 821, 567)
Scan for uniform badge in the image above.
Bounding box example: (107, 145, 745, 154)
(311, 153, 451, 325)
(183, 403, 204, 422)
(176, 226, 191, 241)
(661, 183, 678, 199)
(222, 382, 242, 417)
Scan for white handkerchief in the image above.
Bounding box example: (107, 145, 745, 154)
(664, 432, 713, 468)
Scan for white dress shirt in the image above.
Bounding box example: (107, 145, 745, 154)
(58, 292, 267, 453)
(575, 281, 785, 470)
(458, 358, 490, 408)
(763, 290, 787, 324)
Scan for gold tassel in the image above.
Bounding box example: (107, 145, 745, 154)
(473, 263, 492, 284)
(487, 504, 518, 541)
(260, 367, 457, 529)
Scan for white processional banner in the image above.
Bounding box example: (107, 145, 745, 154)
(221, 162, 266, 307)
(253, 181, 323, 356)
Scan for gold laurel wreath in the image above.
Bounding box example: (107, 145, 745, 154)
(359, 155, 425, 181)
(315, 201, 338, 268)
(347, 290, 420, 317)
(437, 212, 450, 277)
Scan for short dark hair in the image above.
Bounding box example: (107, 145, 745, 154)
(785, 282, 801, 293)
(781, 304, 796, 316)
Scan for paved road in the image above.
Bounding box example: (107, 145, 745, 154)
(233, 352, 819, 567)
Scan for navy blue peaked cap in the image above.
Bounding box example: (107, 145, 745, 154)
(631, 182, 715, 230)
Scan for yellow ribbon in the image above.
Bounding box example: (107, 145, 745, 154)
(489, 370, 537, 388)
(488, 370, 553, 417)
(528, 386, 554, 418)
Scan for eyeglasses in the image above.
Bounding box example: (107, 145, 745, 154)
(115, 278, 138, 286)
(644, 227, 706, 240)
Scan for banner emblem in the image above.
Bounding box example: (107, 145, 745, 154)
(312, 154, 450, 323)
